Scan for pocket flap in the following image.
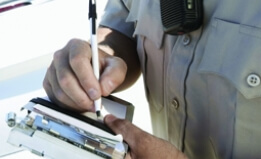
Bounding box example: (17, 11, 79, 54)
(198, 19, 261, 99)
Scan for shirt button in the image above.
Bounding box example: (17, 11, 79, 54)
(182, 35, 191, 46)
(171, 98, 179, 109)
(247, 74, 260, 87)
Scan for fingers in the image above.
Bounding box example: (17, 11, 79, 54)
(53, 49, 94, 111)
(43, 62, 76, 109)
(68, 39, 101, 100)
(43, 38, 127, 112)
(43, 39, 97, 111)
(43, 61, 92, 112)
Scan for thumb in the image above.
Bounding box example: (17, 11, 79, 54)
(104, 114, 140, 148)
(99, 54, 127, 96)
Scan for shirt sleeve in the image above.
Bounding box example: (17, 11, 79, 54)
(99, 0, 135, 39)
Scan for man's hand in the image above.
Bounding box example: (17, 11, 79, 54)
(43, 27, 140, 112)
(43, 38, 127, 112)
(104, 115, 188, 159)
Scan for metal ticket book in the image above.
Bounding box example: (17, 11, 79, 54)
(6, 96, 134, 159)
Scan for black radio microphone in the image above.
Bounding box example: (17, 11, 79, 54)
(160, 0, 203, 35)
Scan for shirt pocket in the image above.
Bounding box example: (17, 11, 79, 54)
(198, 18, 261, 99)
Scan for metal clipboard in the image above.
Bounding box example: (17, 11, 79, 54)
(6, 95, 134, 159)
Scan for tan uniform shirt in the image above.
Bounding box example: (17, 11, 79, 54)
(100, 0, 261, 158)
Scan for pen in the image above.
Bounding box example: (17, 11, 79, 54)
(89, 0, 101, 117)
(0, 0, 54, 14)
(0, 2, 31, 13)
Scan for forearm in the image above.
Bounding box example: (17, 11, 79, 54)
(97, 26, 141, 92)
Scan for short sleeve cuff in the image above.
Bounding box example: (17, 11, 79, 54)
(99, 0, 135, 39)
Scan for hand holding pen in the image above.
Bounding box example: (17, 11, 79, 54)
(43, 0, 128, 116)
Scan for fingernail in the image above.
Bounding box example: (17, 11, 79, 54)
(87, 88, 99, 100)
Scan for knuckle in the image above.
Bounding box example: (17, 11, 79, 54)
(54, 89, 67, 102)
(53, 50, 62, 61)
(68, 39, 87, 53)
(69, 52, 83, 67)
(58, 74, 71, 88)
(68, 38, 81, 46)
